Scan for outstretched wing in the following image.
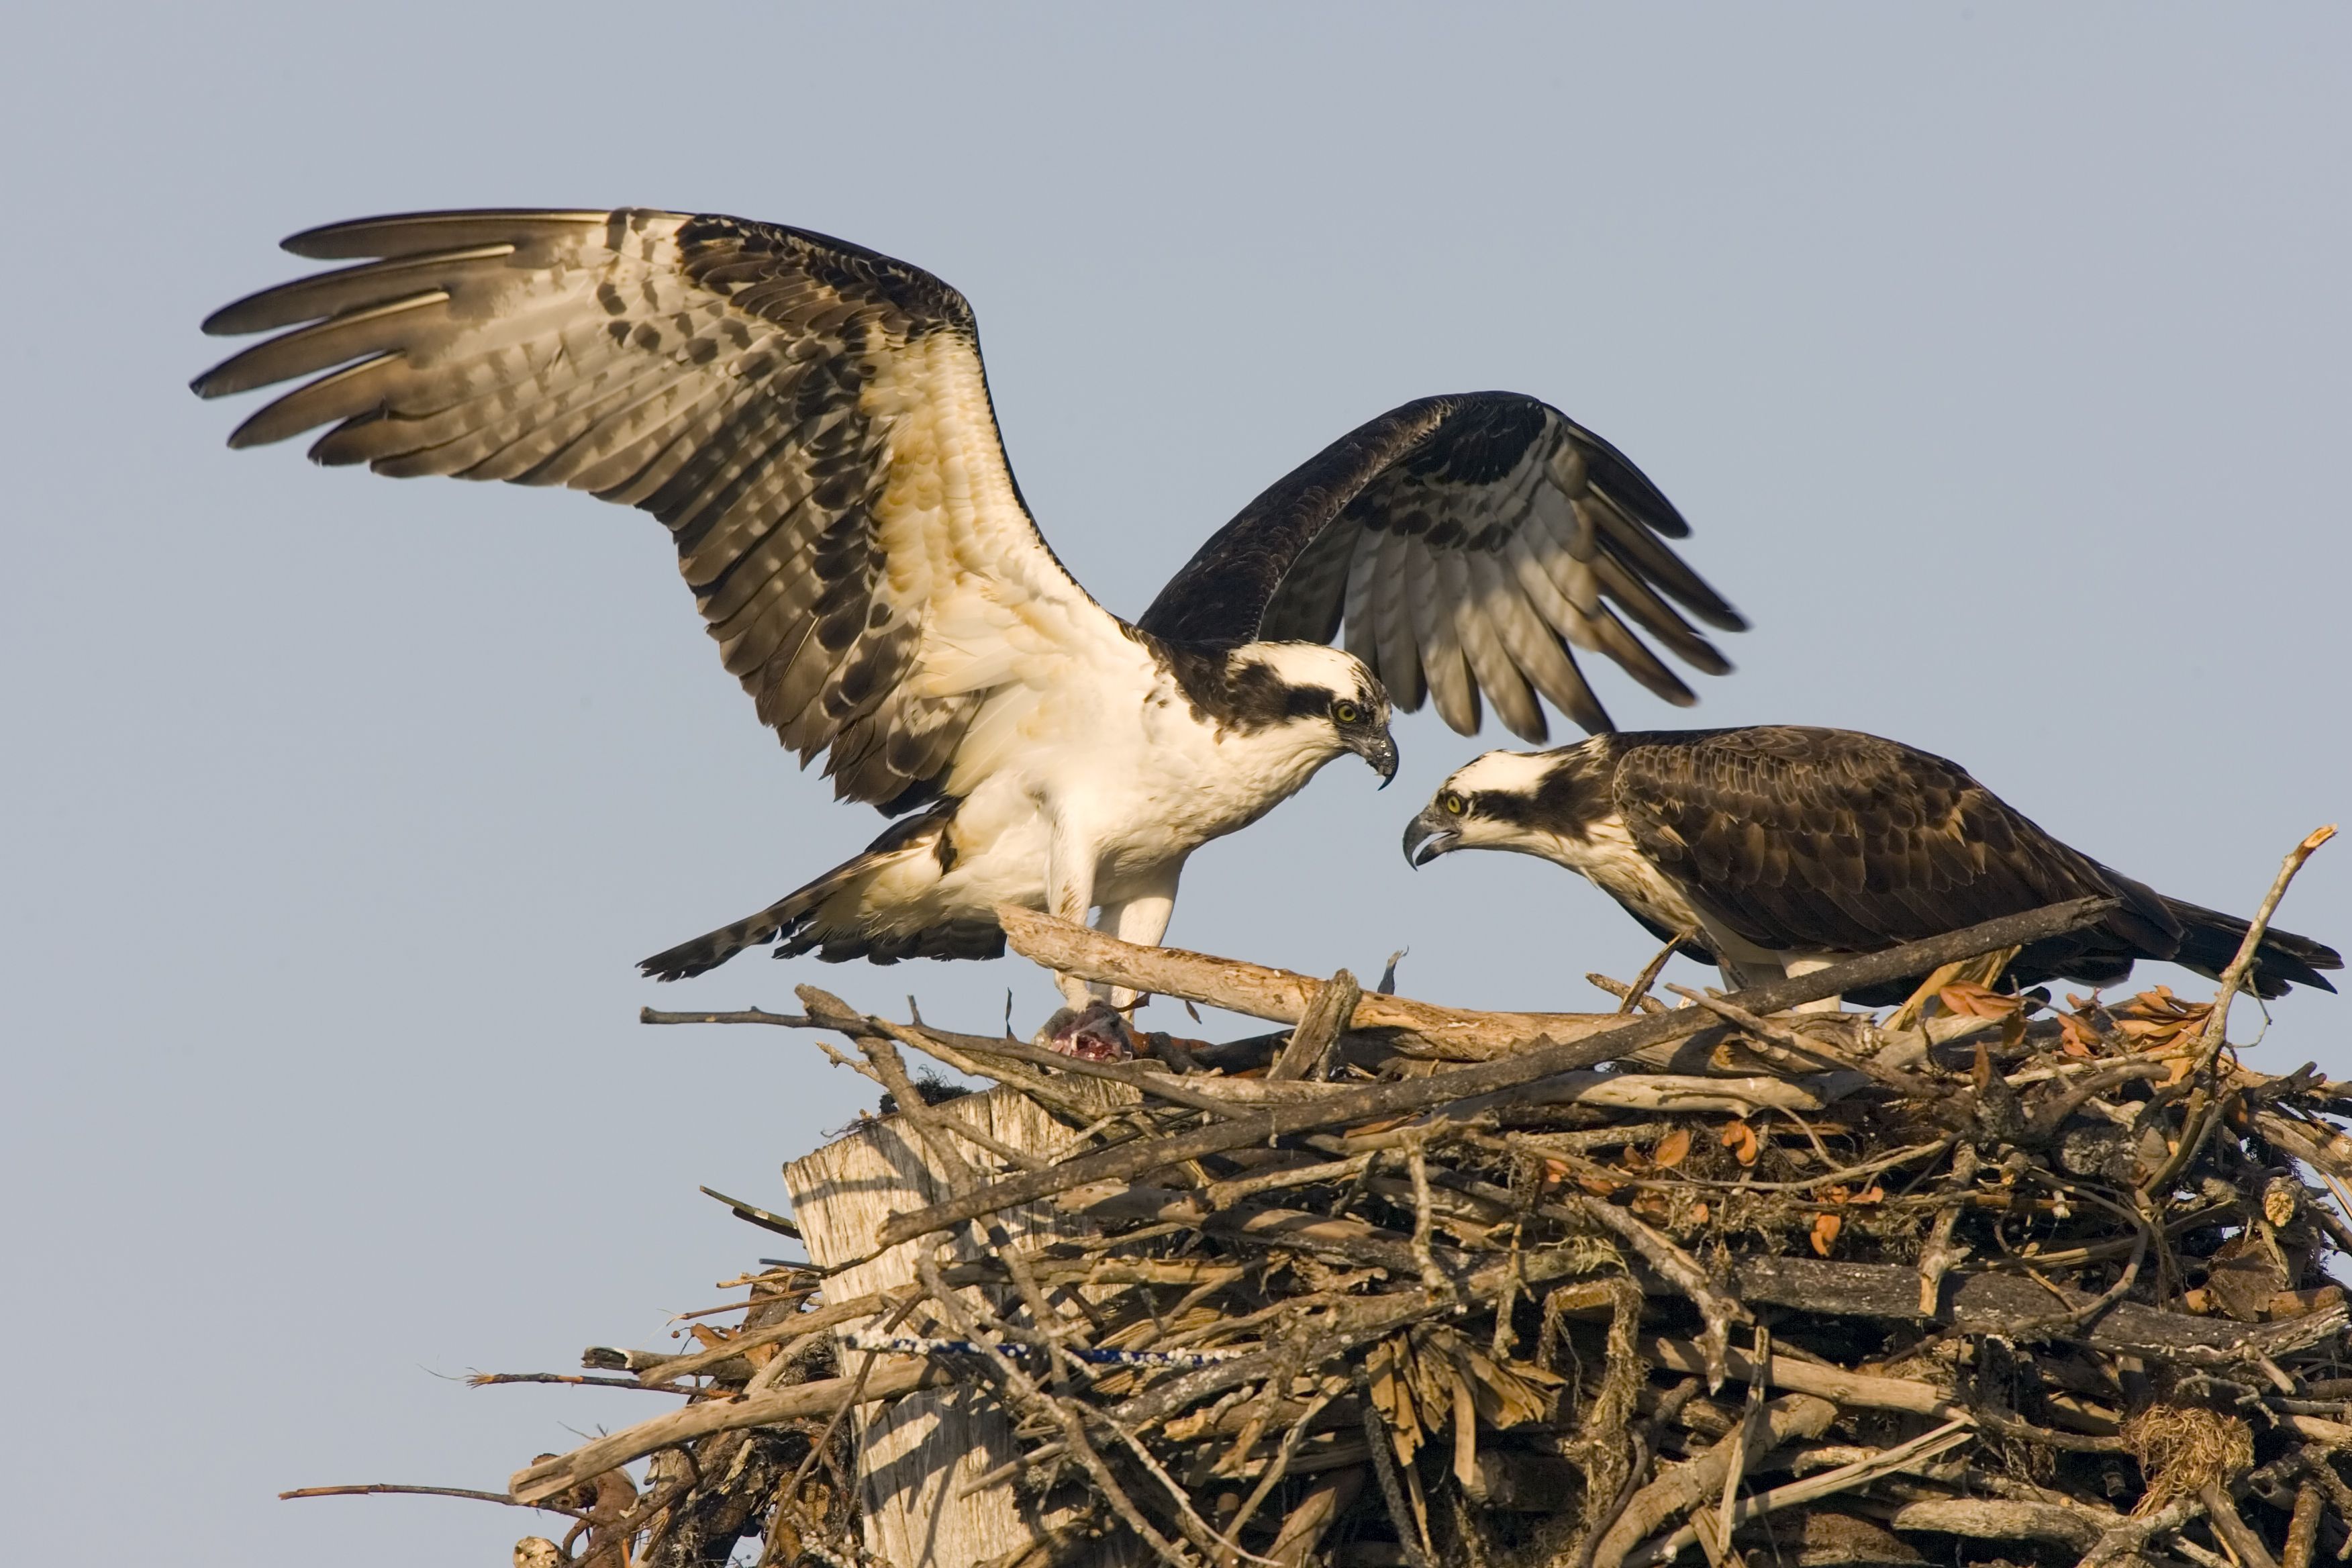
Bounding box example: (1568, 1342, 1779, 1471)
(1138, 393, 1744, 740)
(194, 208, 1132, 812)
(1607, 726, 2178, 955)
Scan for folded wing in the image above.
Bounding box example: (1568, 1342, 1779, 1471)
(1138, 393, 1744, 739)
(1607, 726, 2179, 955)
(194, 207, 1128, 811)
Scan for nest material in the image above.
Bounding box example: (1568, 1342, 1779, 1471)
(419, 889, 2348, 1568)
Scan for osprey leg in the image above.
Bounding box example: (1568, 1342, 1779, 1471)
(1094, 873, 1181, 1011)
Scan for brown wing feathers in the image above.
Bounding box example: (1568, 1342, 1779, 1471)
(1140, 392, 1745, 741)
(195, 209, 1024, 813)
(1611, 728, 2173, 955)
(1605, 728, 2339, 998)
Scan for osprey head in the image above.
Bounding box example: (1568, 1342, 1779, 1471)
(1403, 743, 1610, 866)
(1225, 642, 1398, 784)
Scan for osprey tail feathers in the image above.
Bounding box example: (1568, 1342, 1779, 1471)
(638, 801, 1003, 981)
(2157, 896, 2341, 999)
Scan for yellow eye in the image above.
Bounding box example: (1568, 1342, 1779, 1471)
(1332, 700, 1361, 725)
(1442, 792, 1466, 816)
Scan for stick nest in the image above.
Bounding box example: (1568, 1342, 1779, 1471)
(404, 899, 2352, 1568)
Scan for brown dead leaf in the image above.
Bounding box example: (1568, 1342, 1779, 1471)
(1810, 1212, 1843, 1256)
(2109, 986, 2213, 1055)
(1652, 1128, 1693, 1169)
(1721, 1120, 1760, 1167)
(1939, 981, 2022, 1019)
(2057, 1012, 2104, 1059)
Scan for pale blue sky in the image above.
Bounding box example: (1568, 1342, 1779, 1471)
(5, 6, 2347, 1563)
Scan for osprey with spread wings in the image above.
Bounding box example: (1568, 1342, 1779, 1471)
(195, 208, 1743, 1001)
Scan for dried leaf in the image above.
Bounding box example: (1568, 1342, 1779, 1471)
(1938, 981, 2022, 1019)
(1810, 1212, 1843, 1256)
(1652, 1128, 1693, 1169)
(2057, 1012, 2103, 1059)
(2110, 986, 2214, 1056)
(1721, 1120, 1760, 1167)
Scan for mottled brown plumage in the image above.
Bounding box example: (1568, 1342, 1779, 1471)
(1408, 727, 2340, 1001)
(197, 208, 1034, 812)
(1142, 393, 1745, 738)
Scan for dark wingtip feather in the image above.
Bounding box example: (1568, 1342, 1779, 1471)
(638, 918, 774, 982)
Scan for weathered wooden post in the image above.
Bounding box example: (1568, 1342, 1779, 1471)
(785, 1079, 1136, 1568)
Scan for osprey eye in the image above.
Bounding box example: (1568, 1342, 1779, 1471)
(1442, 792, 1466, 816)
(1331, 699, 1361, 725)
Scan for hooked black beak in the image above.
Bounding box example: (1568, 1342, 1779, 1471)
(1402, 810, 1459, 869)
(1351, 728, 1399, 787)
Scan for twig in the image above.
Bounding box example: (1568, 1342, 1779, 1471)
(1521, 1184, 1750, 1388)
(883, 899, 2123, 1244)
(2077, 1498, 2208, 1567)
(2286, 1477, 2324, 1568)
(1622, 1418, 1977, 1567)
(699, 1185, 802, 1238)
(1640, 1335, 1965, 1419)
(1406, 1142, 1449, 1293)
(1591, 1393, 1838, 1568)
(633, 1288, 903, 1384)
(1619, 934, 1689, 1014)
(282, 1483, 591, 1518)
(467, 1372, 697, 1391)
(801, 985, 1055, 1174)
(1355, 1367, 1436, 1568)
(2201, 1481, 2285, 1568)
(509, 1358, 950, 1502)
(1664, 985, 1942, 1098)
(641, 1006, 814, 1028)
(1710, 1326, 1770, 1561)
(1269, 970, 1361, 1081)
(1916, 1144, 1979, 1313)
(2196, 825, 2337, 1061)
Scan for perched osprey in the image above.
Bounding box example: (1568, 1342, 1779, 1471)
(1404, 726, 2341, 1006)
(193, 209, 1743, 999)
